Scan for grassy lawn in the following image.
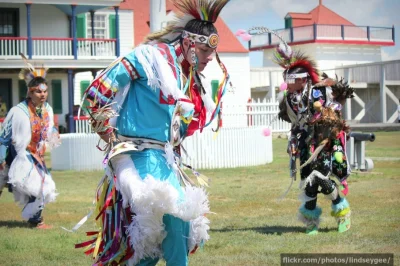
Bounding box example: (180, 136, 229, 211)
(0, 132, 399, 266)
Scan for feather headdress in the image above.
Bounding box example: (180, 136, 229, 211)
(18, 53, 48, 86)
(275, 50, 320, 85)
(145, 0, 229, 46)
(237, 26, 320, 84)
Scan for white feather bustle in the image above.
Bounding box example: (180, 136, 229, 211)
(111, 154, 210, 264)
(188, 215, 210, 253)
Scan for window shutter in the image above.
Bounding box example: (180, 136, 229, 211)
(77, 14, 86, 38)
(80, 80, 91, 111)
(51, 80, 63, 114)
(18, 80, 27, 102)
(211, 80, 219, 103)
(109, 14, 116, 39)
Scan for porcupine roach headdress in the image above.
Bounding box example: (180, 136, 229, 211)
(236, 26, 320, 85)
(146, 0, 231, 131)
(18, 53, 48, 91)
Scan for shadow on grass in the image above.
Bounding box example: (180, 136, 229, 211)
(0, 220, 32, 229)
(211, 225, 336, 235)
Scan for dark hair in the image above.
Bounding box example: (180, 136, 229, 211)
(184, 19, 218, 37)
(27, 77, 47, 88)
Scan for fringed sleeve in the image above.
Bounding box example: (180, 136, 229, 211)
(84, 44, 191, 134)
(44, 103, 60, 150)
(84, 56, 138, 134)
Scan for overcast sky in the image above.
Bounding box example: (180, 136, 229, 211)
(220, 0, 400, 66)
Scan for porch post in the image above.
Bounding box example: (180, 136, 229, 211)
(114, 6, 120, 57)
(380, 64, 387, 122)
(269, 71, 276, 101)
(26, 3, 32, 59)
(392, 25, 395, 43)
(290, 27, 294, 43)
(71, 5, 77, 60)
(341, 25, 345, 40)
(67, 69, 76, 133)
(91, 70, 97, 79)
(90, 10, 95, 56)
(344, 68, 352, 121)
(313, 23, 317, 40)
(68, 16, 72, 38)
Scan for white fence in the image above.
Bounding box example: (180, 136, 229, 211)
(51, 127, 273, 171)
(73, 100, 291, 134)
(51, 133, 105, 171)
(223, 99, 291, 132)
(182, 127, 272, 169)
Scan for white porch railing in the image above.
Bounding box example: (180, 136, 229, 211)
(0, 37, 27, 58)
(32, 37, 73, 58)
(77, 38, 116, 59)
(0, 37, 116, 59)
(51, 128, 273, 171)
(250, 24, 394, 49)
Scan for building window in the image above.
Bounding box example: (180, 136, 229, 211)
(87, 14, 108, 39)
(285, 17, 292, 29)
(0, 8, 18, 37)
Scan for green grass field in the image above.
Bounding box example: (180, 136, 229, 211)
(0, 132, 399, 266)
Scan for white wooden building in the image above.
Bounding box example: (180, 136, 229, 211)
(249, 1, 395, 103)
(0, 0, 130, 131)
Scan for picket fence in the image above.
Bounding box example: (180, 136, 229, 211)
(72, 99, 292, 134)
(51, 127, 273, 171)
